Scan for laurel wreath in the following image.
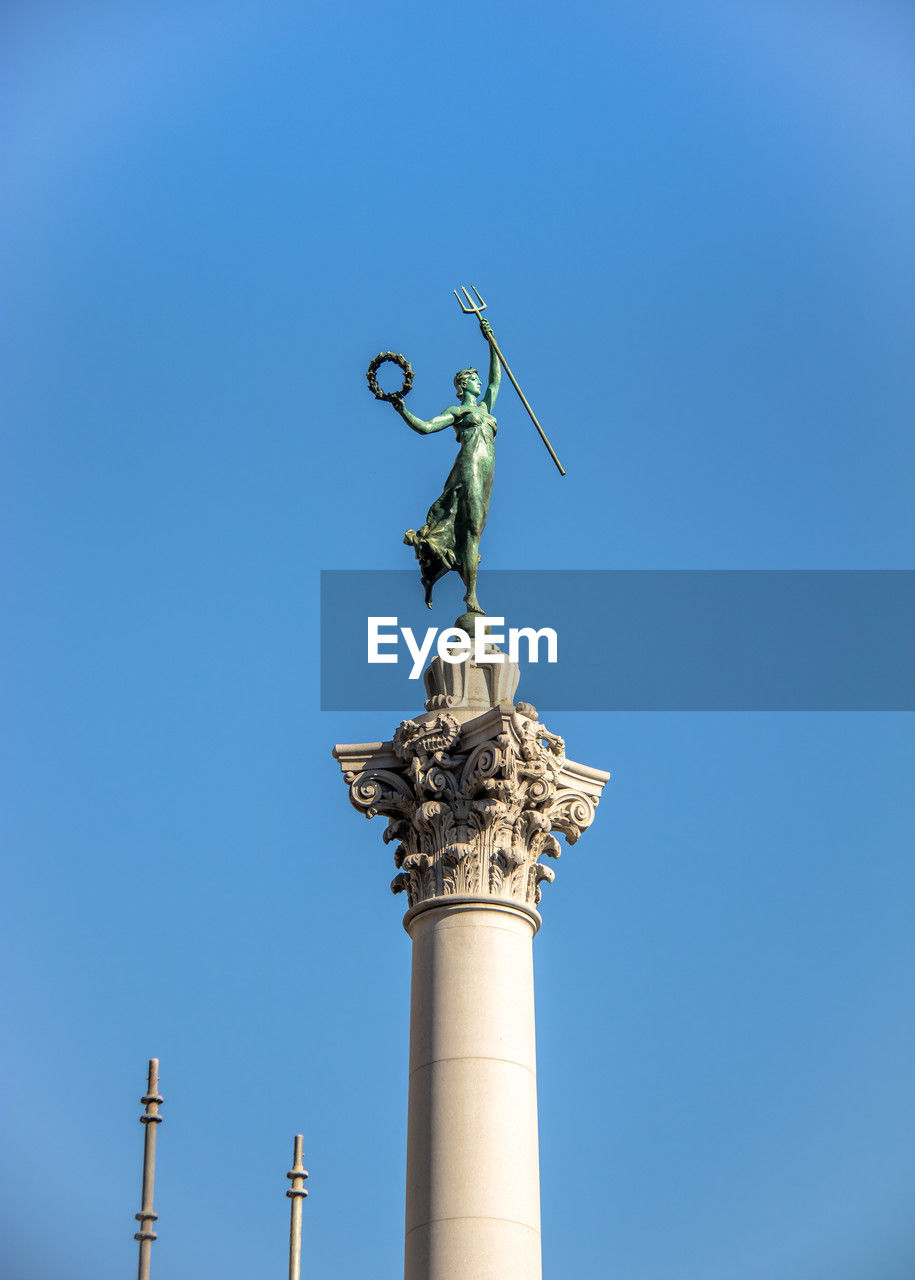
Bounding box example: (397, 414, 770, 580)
(366, 351, 414, 402)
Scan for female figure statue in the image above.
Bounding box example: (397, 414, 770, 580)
(391, 318, 501, 618)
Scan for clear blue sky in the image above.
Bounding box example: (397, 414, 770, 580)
(3, 2, 914, 1277)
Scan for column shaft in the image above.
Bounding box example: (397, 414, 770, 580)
(403, 900, 541, 1280)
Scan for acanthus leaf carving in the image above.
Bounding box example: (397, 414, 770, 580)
(336, 701, 608, 913)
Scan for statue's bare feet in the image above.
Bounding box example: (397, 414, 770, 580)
(464, 594, 483, 614)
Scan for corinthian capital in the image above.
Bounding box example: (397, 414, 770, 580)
(333, 691, 609, 915)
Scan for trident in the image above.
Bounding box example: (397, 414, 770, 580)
(453, 285, 566, 476)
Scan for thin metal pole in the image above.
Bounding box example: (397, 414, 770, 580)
(486, 330, 567, 476)
(286, 1134, 309, 1280)
(134, 1058, 162, 1280)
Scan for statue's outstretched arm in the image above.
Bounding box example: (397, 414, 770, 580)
(394, 401, 456, 435)
(480, 319, 501, 411)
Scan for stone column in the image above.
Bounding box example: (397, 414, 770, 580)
(334, 658, 609, 1280)
(401, 897, 541, 1279)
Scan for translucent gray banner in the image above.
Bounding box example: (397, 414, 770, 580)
(320, 570, 915, 711)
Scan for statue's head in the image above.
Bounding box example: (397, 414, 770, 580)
(454, 368, 481, 399)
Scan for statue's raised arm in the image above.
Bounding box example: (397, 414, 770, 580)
(480, 317, 501, 413)
(391, 399, 456, 436)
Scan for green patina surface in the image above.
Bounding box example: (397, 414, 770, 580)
(391, 317, 500, 618)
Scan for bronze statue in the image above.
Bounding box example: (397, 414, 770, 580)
(392, 317, 500, 618)
(366, 288, 565, 624)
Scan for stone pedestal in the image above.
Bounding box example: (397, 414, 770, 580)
(333, 658, 609, 1280)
